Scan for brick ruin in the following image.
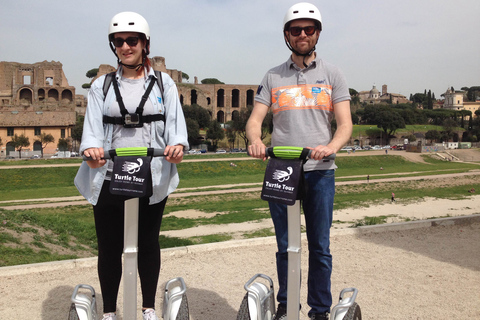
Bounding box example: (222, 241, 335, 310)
(0, 60, 85, 157)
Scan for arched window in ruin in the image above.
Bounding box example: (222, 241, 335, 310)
(247, 89, 255, 106)
(61, 89, 73, 102)
(180, 94, 184, 105)
(48, 89, 59, 102)
(38, 89, 45, 101)
(217, 110, 225, 123)
(207, 97, 211, 105)
(232, 89, 240, 108)
(232, 110, 240, 121)
(191, 89, 197, 105)
(217, 89, 225, 108)
(19, 88, 33, 104)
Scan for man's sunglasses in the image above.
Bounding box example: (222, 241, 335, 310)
(112, 36, 140, 48)
(289, 26, 317, 37)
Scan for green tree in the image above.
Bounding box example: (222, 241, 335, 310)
(86, 68, 99, 78)
(206, 120, 225, 149)
(57, 138, 70, 152)
(35, 133, 55, 157)
(185, 118, 200, 147)
(182, 104, 211, 129)
(11, 134, 30, 159)
(425, 130, 441, 144)
(182, 72, 190, 81)
(201, 78, 224, 84)
(225, 121, 238, 149)
(71, 116, 84, 142)
(230, 105, 272, 148)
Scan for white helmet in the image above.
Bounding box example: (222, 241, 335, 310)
(283, 2, 322, 32)
(108, 12, 150, 41)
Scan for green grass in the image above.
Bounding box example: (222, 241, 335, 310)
(1, 152, 479, 267)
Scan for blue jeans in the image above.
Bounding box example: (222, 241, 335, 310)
(269, 169, 335, 315)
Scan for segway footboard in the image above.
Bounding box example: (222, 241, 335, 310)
(331, 288, 361, 320)
(68, 284, 97, 320)
(236, 274, 275, 320)
(163, 277, 189, 320)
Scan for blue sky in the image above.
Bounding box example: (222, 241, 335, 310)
(2, 0, 479, 98)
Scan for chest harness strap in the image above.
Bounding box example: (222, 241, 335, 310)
(103, 75, 165, 128)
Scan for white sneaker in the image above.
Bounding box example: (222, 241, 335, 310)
(102, 313, 117, 320)
(143, 308, 160, 320)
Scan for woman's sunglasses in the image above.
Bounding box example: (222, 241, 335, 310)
(289, 26, 317, 37)
(112, 36, 140, 48)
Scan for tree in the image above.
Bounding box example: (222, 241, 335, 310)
(83, 68, 100, 89)
(11, 134, 30, 159)
(201, 78, 224, 84)
(206, 120, 225, 149)
(425, 130, 441, 144)
(182, 72, 189, 81)
(71, 115, 84, 151)
(230, 105, 272, 148)
(225, 121, 238, 149)
(57, 138, 70, 151)
(375, 109, 406, 144)
(86, 68, 99, 78)
(36, 133, 55, 157)
(182, 104, 211, 129)
(185, 118, 200, 147)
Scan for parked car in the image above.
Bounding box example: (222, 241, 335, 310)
(30, 155, 40, 159)
(188, 149, 197, 154)
(216, 149, 226, 154)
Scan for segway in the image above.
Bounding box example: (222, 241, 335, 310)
(237, 147, 361, 320)
(69, 147, 189, 320)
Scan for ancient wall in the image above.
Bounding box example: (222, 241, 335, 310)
(0, 61, 77, 157)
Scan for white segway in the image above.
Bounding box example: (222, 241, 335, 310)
(69, 147, 189, 320)
(237, 147, 361, 320)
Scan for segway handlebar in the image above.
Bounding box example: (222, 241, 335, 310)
(265, 146, 336, 161)
(82, 147, 166, 161)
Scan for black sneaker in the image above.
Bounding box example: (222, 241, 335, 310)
(310, 313, 329, 320)
(273, 304, 287, 320)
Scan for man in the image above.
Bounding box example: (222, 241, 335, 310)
(246, 3, 352, 319)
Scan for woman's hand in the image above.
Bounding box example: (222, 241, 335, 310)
(83, 147, 107, 168)
(164, 145, 184, 164)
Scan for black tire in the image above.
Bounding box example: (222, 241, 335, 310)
(175, 294, 190, 320)
(236, 294, 251, 320)
(67, 303, 79, 320)
(342, 302, 361, 320)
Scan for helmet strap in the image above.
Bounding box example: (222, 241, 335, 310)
(284, 37, 316, 68)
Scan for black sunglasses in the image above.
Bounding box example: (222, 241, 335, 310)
(112, 36, 140, 48)
(289, 26, 317, 36)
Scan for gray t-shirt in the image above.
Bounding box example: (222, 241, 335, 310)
(255, 55, 350, 171)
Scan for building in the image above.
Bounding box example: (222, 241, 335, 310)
(358, 84, 410, 105)
(443, 87, 480, 118)
(0, 60, 85, 157)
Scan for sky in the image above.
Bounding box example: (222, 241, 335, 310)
(2, 0, 479, 99)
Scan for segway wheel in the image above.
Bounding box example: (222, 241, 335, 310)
(342, 302, 361, 320)
(174, 293, 190, 320)
(236, 293, 251, 320)
(67, 303, 80, 320)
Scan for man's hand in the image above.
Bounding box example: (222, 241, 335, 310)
(83, 147, 106, 169)
(248, 140, 267, 161)
(164, 145, 184, 164)
(306, 145, 335, 161)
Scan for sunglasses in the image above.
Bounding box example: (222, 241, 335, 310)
(112, 36, 140, 48)
(289, 26, 317, 36)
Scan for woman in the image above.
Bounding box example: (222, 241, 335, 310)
(74, 12, 188, 320)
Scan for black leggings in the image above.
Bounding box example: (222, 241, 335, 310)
(93, 181, 167, 313)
